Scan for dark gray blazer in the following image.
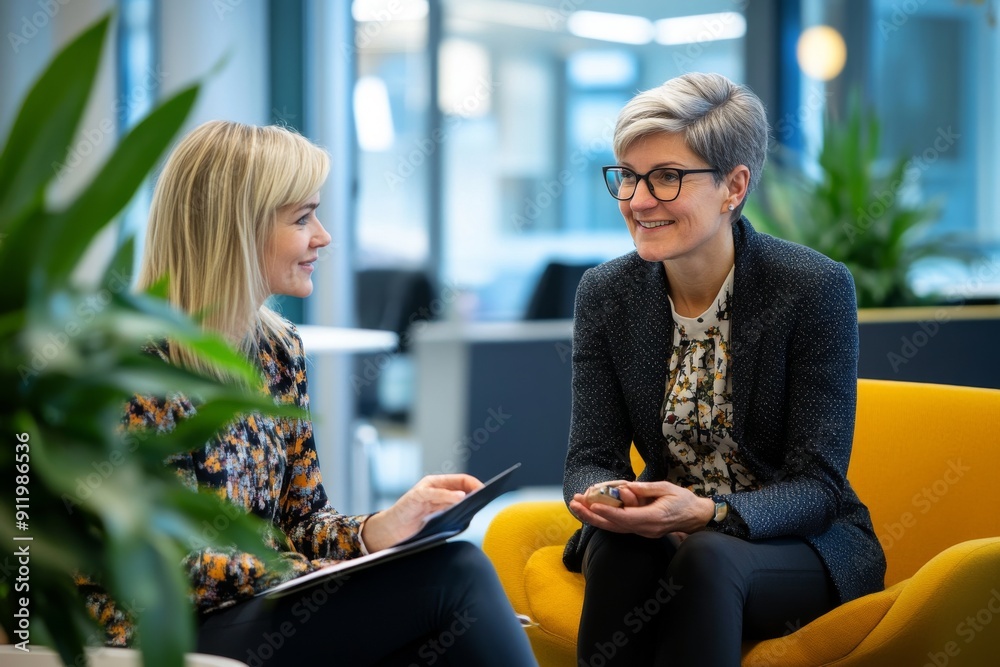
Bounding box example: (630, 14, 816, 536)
(562, 217, 886, 604)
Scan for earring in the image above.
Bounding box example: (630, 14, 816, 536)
(728, 204, 735, 211)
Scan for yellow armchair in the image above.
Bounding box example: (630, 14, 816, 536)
(483, 379, 1000, 665)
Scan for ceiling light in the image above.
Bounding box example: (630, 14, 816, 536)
(352, 0, 428, 22)
(567, 11, 654, 45)
(655, 12, 747, 46)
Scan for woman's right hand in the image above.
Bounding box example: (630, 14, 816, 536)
(359, 474, 483, 552)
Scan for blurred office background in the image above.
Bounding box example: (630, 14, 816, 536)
(2, 0, 998, 516)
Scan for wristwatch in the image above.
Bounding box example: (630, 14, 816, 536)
(707, 496, 729, 527)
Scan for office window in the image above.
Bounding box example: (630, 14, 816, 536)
(354, 3, 431, 269)
(870, 2, 986, 242)
(561, 49, 636, 233)
(116, 0, 158, 269)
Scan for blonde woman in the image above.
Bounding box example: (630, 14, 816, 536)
(85, 121, 536, 666)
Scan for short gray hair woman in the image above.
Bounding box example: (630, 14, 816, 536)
(564, 72, 885, 665)
(613, 71, 768, 220)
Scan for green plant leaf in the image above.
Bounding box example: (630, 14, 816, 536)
(0, 16, 109, 228)
(0, 308, 24, 341)
(0, 205, 51, 312)
(103, 235, 137, 291)
(112, 535, 193, 667)
(38, 85, 200, 294)
(145, 273, 171, 301)
(28, 575, 97, 667)
(156, 487, 284, 563)
(107, 292, 265, 386)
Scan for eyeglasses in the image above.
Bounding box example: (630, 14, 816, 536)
(602, 166, 719, 202)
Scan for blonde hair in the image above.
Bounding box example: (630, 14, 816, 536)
(614, 72, 769, 219)
(139, 120, 330, 381)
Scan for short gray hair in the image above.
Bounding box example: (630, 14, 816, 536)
(613, 72, 769, 213)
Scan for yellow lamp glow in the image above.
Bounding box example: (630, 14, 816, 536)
(796, 25, 847, 81)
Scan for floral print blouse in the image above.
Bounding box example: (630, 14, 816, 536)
(661, 267, 759, 497)
(79, 319, 366, 646)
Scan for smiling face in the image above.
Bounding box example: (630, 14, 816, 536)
(617, 132, 743, 266)
(263, 193, 331, 298)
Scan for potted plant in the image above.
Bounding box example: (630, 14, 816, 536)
(744, 95, 957, 308)
(0, 15, 294, 667)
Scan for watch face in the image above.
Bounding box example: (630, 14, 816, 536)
(712, 500, 728, 524)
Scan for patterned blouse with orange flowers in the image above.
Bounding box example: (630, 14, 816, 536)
(79, 318, 366, 646)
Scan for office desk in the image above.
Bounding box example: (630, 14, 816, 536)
(297, 324, 398, 354)
(413, 320, 573, 488)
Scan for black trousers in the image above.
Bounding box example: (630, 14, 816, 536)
(196, 542, 538, 666)
(578, 530, 836, 667)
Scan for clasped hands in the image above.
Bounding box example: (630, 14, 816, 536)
(569, 480, 716, 539)
(360, 474, 482, 553)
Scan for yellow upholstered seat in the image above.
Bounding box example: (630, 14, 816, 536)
(483, 379, 1000, 665)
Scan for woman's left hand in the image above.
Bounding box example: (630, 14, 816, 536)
(569, 481, 715, 539)
(360, 474, 483, 552)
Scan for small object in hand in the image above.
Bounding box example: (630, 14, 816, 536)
(515, 613, 537, 627)
(584, 483, 624, 508)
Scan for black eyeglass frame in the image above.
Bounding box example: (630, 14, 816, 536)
(602, 166, 720, 202)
